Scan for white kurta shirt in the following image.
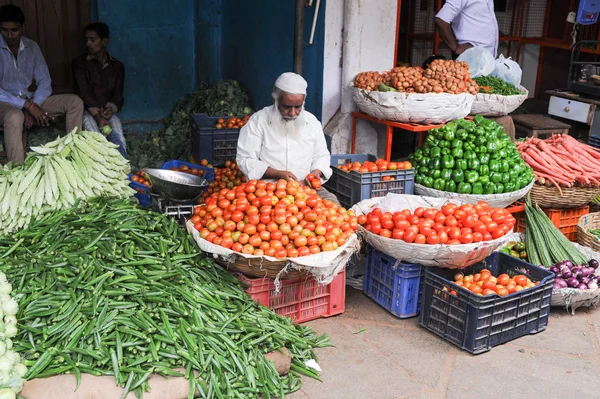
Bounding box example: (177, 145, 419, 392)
(236, 105, 332, 182)
(436, 0, 499, 57)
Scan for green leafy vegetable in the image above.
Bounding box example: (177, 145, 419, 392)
(474, 76, 523, 96)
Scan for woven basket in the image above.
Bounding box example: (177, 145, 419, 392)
(577, 212, 600, 253)
(213, 255, 310, 280)
(523, 184, 600, 209)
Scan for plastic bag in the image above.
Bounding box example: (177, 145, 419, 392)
(491, 55, 523, 87)
(456, 47, 495, 78)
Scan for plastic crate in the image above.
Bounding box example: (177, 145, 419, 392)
(160, 160, 215, 182)
(364, 246, 423, 318)
(589, 135, 600, 149)
(238, 269, 346, 324)
(128, 174, 152, 207)
(419, 252, 554, 354)
(191, 113, 240, 165)
(324, 154, 414, 209)
(514, 205, 589, 241)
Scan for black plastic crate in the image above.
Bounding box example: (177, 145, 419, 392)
(419, 252, 554, 355)
(191, 113, 231, 130)
(324, 154, 414, 209)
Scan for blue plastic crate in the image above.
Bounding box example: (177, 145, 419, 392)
(364, 246, 423, 318)
(589, 135, 600, 149)
(160, 160, 215, 182)
(128, 174, 152, 207)
(419, 252, 555, 355)
(324, 154, 414, 209)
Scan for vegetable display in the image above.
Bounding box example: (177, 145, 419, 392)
(550, 259, 599, 290)
(474, 76, 523, 96)
(410, 116, 534, 194)
(524, 200, 588, 266)
(199, 161, 247, 203)
(449, 268, 540, 297)
(335, 158, 413, 173)
(193, 179, 358, 256)
(516, 135, 600, 190)
(500, 241, 528, 261)
(0, 198, 329, 398)
(0, 129, 133, 235)
(0, 273, 27, 399)
(354, 60, 479, 95)
(215, 115, 250, 130)
(357, 201, 515, 244)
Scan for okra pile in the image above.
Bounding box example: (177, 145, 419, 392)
(0, 198, 330, 398)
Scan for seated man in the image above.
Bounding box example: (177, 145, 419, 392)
(0, 4, 83, 163)
(73, 22, 127, 159)
(236, 72, 338, 204)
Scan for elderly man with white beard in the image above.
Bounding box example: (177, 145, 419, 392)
(236, 72, 339, 204)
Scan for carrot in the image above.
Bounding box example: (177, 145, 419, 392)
(520, 152, 575, 182)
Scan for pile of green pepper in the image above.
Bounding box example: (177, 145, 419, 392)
(409, 115, 534, 195)
(501, 241, 528, 261)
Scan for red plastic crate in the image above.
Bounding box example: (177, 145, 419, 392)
(238, 270, 346, 324)
(514, 205, 589, 241)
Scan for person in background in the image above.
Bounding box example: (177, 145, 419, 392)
(73, 22, 127, 159)
(0, 4, 83, 163)
(236, 72, 338, 204)
(435, 0, 499, 59)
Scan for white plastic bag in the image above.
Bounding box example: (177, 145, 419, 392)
(491, 55, 523, 87)
(456, 47, 495, 78)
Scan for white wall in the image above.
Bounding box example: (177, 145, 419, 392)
(322, 0, 398, 156)
(322, 0, 344, 127)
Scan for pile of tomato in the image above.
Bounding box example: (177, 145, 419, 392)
(337, 158, 412, 174)
(168, 164, 208, 177)
(130, 171, 151, 188)
(306, 173, 322, 190)
(446, 269, 540, 297)
(358, 201, 515, 245)
(192, 179, 358, 257)
(199, 160, 247, 204)
(215, 115, 251, 130)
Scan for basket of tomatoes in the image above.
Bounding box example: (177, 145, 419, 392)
(352, 194, 516, 269)
(129, 171, 152, 206)
(187, 178, 361, 281)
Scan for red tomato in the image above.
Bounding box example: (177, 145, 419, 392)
(382, 219, 395, 230)
(370, 223, 382, 235)
(459, 233, 473, 244)
(448, 227, 461, 240)
(423, 208, 436, 220)
(395, 219, 410, 231)
(419, 226, 433, 237)
(497, 274, 511, 286)
(414, 207, 424, 218)
(454, 209, 467, 220)
(483, 232, 493, 241)
(434, 212, 446, 224)
(403, 229, 417, 243)
(426, 234, 440, 245)
(392, 229, 405, 240)
(460, 227, 473, 235)
(473, 221, 487, 234)
(438, 231, 449, 244)
(445, 215, 458, 228)
(415, 234, 427, 244)
(463, 215, 477, 229)
(472, 232, 483, 242)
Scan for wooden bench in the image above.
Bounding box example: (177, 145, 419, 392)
(512, 114, 571, 139)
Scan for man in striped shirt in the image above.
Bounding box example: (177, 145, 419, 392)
(0, 4, 83, 163)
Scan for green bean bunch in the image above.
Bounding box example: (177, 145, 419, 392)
(474, 76, 523, 96)
(0, 198, 331, 399)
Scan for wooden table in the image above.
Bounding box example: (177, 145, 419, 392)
(512, 114, 571, 139)
(350, 112, 445, 162)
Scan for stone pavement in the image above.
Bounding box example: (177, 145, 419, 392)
(288, 287, 600, 399)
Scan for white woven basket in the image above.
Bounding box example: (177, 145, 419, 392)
(351, 86, 474, 125)
(469, 86, 529, 117)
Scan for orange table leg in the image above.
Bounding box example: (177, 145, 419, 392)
(351, 115, 357, 154)
(418, 132, 424, 147)
(385, 126, 393, 162)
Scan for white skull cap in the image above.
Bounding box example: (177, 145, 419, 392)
(274, 72, 307, 95)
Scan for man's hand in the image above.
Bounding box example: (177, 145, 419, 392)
(277, 170, 300, 182)
(23, 112, 34, 129)
(455, 43, 473, 55)
(28, 103, 51, 126)
(94, 114, 109, 128)
(305, 169, 323, 185)
(101, 107, 113, 120)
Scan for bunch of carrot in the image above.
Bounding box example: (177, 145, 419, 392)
(516, 134, 600, 191)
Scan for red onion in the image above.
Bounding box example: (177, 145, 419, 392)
(588, 281, 599, 290)
(581, 277, 591, 285)
(554, 278, 568, 288)
(589, 259, 599, 270)
(577, 283, 589, 290)
(562, 270, 573, 279)
(550, 266, 561, 274)
(567, 277, 580, 287)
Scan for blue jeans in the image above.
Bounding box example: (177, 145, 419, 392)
(82, 111, 128, 159)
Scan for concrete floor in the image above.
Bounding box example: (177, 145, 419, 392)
(288, 287, 600, 399)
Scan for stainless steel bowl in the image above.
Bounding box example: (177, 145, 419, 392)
(142, 168, 208, 203)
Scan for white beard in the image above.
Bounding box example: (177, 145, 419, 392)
(270, 104, 305, 131)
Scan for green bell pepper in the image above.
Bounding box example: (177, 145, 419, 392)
(466, 170, 480, 184)
(501, 172, 511, 184)
(422, 176, 434, 188)
(463, 150, 477, 161)
(451, 139, 463, 149)
(478, 145, 488, 154)
(495, 182, 505, 193)
(434, 178, 446, 191)
(500, 160, 510, 173)
(431, 169, 441, 179)
(452, 169, 465, 183)
(418, 165, 430, 177)
(508, 169, 518, 181)
(518, 176, 530, 189)
(442, 155, 455, 169)
(428, 157, 441, 171)
(441, 168, 453, 181)
(479, 153, 490, 165)
(484, 182, 495, 194)
(489, 160, 500, 173)
(474, 115, 485, 124)
(472, 182, 484, 195)
(475, 136, 487, 147)
(497, 148, 507, 159)
(504, 181, 516, 192)
(439, 140, 450, 148)
(445, 180, 457, 192)
(479, 175, 490, 185)
(430, 146, 442, 158)
(457, 182, 472, 194)
(419, 157, 429, 167)
(456, 159, 468, 171)
(456, 129, 468, 140)
(415, 175, 424, 185)
(512, 163, 523, 175)
(486, 140, 499, 153)
(490, 172, 502, 183)
(463, 142, 474, 152)
(451, 147, 464, 159)
(468, 158, 480, 171)
(444, 130, 455, 141)
(441, 148, 451, 155)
